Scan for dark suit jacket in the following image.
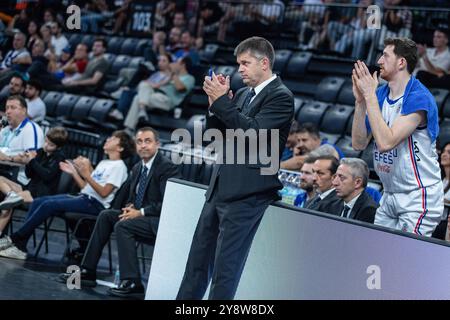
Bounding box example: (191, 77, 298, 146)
(205, 76, 294, 202)
(306, 189, 343, 214)
(347, 191, 378, 223)
(112, 152, 181, 234)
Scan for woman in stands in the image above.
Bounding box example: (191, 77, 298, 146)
(0, 130, 134, 260)
(0, 127, 67, 238)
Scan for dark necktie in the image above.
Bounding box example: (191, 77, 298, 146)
(342, 205, 351, 218)
(241, 88, 256, 114)
(308, 196, 321, 208)
(134, 166, 149, 209)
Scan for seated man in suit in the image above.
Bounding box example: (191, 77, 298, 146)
(305, 155, 341, 214)
(58, 127, 180, 299)
(332, 158, 378, 223)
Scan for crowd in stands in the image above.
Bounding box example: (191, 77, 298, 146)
(0, 0, 449, 300)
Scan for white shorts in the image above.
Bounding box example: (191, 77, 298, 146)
(374, 182, 444, 237)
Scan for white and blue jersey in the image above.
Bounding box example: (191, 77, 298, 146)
(366, 76, 443, 237)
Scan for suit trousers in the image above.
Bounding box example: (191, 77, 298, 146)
(81, 209, 156, 282)
(176, 190, 274, 300)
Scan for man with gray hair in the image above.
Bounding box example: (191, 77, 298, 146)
(332, 158, 378, 223)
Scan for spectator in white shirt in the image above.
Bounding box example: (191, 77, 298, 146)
(24, 79, 46, 123)
(50, 21, 69, 58)
(415, 28, 450, 81)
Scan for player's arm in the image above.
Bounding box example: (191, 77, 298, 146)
(351, 70, 372, 150)
(366, 94, 426, 153)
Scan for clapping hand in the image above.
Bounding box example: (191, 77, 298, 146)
(59, 160, 77, 175)
(352, 60, 378, 101)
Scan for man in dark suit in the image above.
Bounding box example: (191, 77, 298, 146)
(305, 155, 342, 214)
(177, 37, 294, 300)
(59, 127, 180, 299)
(332, 158, 378, 223)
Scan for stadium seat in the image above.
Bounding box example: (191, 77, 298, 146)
(320, 132, 341, 145)
(442, 97, 450, 119)
(81, 34, 95, 49)
(67, 33, 83, 49)
(335, 135, 362, 158)
(336, 80, 355, 106)
(314, 76, 346, 103)
(70, 96, 97, 121)
(87, 98, 115, 122)
(109, 54, 132, 75)
(273, 49, 292, 75)
(320, 104, 354, 135)
(118, 38, 137, 55)
(430, 88, 450, 116)
(128, 56, 145, 69)
(346, 113, 354, 136)
(438, 119, 450, 149)
(43, 91, 63, 118)
(55, 93, 80, 118)
(360, 140, 374, 171)
(285, 51, 312, 79)
(199, 44, 219, 64)
(214, 65, 236, 77)
(293, 96, 307, 118)
(107, 36, 124, 54)
(230, 71, 245, 92)
(103, 53, 117, 67)
(296, 101, 330, 126)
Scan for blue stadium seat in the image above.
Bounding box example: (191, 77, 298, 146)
(296, 101, 330, 126)
(273, 49, 292, 75)
(438, 119, 450, 149)
(320, 104, 354, 135)
(214, 65, 236, 77)
(293, 96, 307, 118)
(335, 136, 362, 158)
(442, 97, 450, 119)
(285, 52, 312, 79)
(199, 44, 219, 64)
(87, 98, 115, 122)
(110, 55, 132, 75)
(119, 38, 138, 55)
(336, 80, 355, 106)
(128, 56, 145, 69)
(43, 91, 63, 119)
(430, 88, 449, 116)
(107, 36, 124, 54)
(56, 94, 80, 118)
(314, 76, 346, 103)
(103, 53, 117, 67)
(68, 33, 83, 49)
(70, 97, 96, 121)
(320, 132, 341, 145)
(81, 35, 95, 49)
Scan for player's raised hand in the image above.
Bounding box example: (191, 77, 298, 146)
(353, 60, 378, 100)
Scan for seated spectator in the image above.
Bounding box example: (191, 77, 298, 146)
(144, 31, 167, 67)
(40, 23, 53, 54)
(6, 9, 29, 35)
(332, 158, 378, 223)
(0, 95, 44, 184)
(165, 27, 183, 54)
(415, 28, 450, 90)
(281, 120, 299, 161)
(294, 156, 317, 208)
(49, 21, 68, 58)
(80, 0, 114, 34)
(172, 30, 200, 66)
(58, 127, 181, 298)
(62, 37, 109, 95)
(58, 44, 89, 83)
(0, 32, 31, 84)
(24, 79, 46, 123)
(0, 127, 67, 236)
(0, 73, 26, 114)
(26, 20, 41, 52)
(433, 141, 450, 239)
(0, 130, 134, 260)
(281, 122, 343, 170)
(110, 53, 174, 121)
(194, 2, 224, 39)
(124, 56, 195, 132)
(305, 155, 342, 214)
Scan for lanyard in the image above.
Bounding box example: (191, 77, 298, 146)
(0, 118, 30, 148)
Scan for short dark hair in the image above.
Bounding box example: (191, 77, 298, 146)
(303, 155, 317, 165)
(93, 37, 107, 50)
(10, 73, 26, 87)
(159, 52, 173, 63)
(297, 122, 320, 139)
(136, 126, 160, 142)
(234, 36, 275, 69)
(46, 126, 68, 148)
(315, 155, 339, 175)
(180, 56, 192, 73)
(384, 37, 418, 74)
(27, 79, 42, 94)
(112, 130, 136, 159)
(6, 95, 27, 109)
